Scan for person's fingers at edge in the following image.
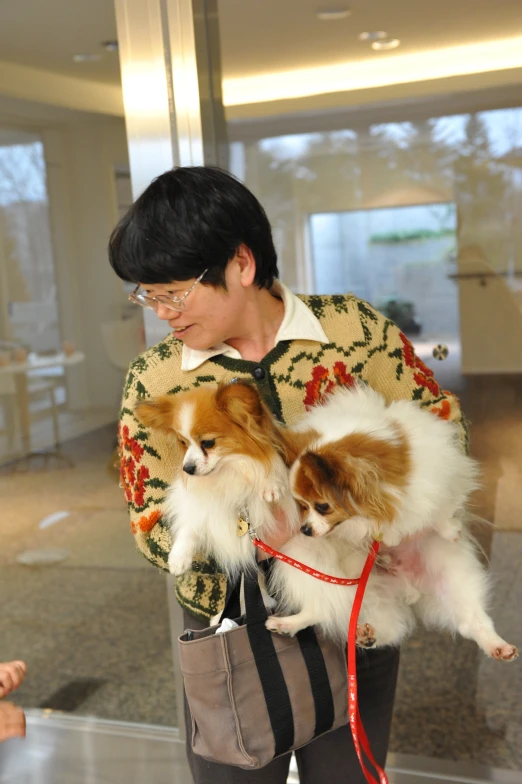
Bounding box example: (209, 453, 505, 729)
(0, 670, 14, 698)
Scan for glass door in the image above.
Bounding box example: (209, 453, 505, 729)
(219, 3, 522, 766)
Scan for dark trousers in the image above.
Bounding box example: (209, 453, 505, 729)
(183, 611, 399, 784)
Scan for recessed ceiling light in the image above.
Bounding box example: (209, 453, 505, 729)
(317, 8, 352, 21)
(101, 40, 119, 52)
(371, 38, 401, 51)
(73, 53, 102, 63)
(358, 31, 388, 41)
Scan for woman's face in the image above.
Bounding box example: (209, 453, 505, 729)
(138, 256, 251, 351)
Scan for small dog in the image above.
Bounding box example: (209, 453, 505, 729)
(134, 381, 299, 581)
(289, 383, 477, 547)
(265, 383, 518, 661)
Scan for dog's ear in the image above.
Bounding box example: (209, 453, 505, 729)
(279, 427, 320, 465)
(298, 449, 337, 485)
(216, 381, 268, 427)
(134, 396, 177, 432)
(337, 455, 390, 520)
(299, 446, 391, 522)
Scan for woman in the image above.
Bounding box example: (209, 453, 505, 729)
(109, 166, 466, 784)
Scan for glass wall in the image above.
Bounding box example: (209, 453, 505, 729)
(0, 112, 175, 725)
(226, 76, 522, 776)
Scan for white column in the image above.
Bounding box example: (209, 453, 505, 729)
(114, 0, 228, 739)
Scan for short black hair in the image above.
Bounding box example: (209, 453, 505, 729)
(108, 166, 278, 289)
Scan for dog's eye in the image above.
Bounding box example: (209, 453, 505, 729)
(296, 500, 308, 512)
(200, 439, 216, 450)
(314, 502, 331, 515)
(177, 437, 187, 448)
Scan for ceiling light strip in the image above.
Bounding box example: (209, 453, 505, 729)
(223, 36, 522, 106)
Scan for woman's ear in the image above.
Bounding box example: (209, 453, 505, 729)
(234, 243, 257, 287)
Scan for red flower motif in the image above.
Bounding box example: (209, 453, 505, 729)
(134, 509, 162, 533)
(120, 455, 135, 502)
(130, 440, 144, 461)
(414, 355, 435, 378)
(413, 372, 440, 397)
(333, 361, 356, 388)
(431, 399, 451, 420)
(304, 362, 355, 410)
(413, 373, 440, 397)
(133, 465, 150, 508)
(118, 422, 149, 508)
(399, 332, 415, 369)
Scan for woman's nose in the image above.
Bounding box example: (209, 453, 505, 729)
(155, 303, 179, 320)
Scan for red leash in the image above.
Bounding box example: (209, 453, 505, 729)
(347, 539, 388, 784)
(251, 534, 388, 784)
(251, 536, 360, 585)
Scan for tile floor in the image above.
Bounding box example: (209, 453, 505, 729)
(0, 413, 521, 780)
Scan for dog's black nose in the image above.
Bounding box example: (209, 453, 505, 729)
(301, 523, 314, 537)
(183, 463, 197, 475)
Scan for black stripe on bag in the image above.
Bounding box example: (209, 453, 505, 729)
(220, 577, 241, 622)
(244, 575, 295, 756)
(296, 626, 335, 737)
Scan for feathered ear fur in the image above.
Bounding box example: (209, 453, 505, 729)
(215, 381, 267, 427)
(134, 396, 178, 432)
(279, 427, 320, 466)
(299, 442, 400, 523)
(215, 381, 287, 462)
(336, 454, 391, 520)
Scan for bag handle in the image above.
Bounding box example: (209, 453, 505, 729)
(220, 562, 270, 626)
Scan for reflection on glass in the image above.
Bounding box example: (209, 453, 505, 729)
(231, 103, 522, 771)
(309, 202, 461, 385)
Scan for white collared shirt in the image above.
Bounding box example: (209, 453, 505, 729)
(181, 281, 329, 371)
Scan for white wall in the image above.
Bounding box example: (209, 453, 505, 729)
(44, 115, 131, 411)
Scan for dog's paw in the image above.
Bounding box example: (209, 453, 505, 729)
(265, 616, 304, 637)
(168, 548, 194, 576)
(356, 623, 377, 649)
(437, 518, 462, 542)
(490, 642, 519, 661)
(261, 481, 284, 504)
(380, 530, 403, 547)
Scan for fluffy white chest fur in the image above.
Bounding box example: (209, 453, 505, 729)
(166, 455, 297, 580)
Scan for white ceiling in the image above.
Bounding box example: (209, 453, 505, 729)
(0, 0, 521, 111)
(218, 0, 522, 79)
(1, 0, 522, 85)
(0, 0, 120, 84)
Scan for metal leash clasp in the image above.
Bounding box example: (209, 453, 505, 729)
(236, 506, 250, 538)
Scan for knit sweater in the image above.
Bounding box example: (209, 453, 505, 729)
(118, 294, 467, 621)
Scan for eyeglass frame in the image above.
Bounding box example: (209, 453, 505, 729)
(128, 268, 208, 312)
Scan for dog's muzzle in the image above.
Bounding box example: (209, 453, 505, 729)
(301, 523, 314, 537)
(183, 463, 197, 475)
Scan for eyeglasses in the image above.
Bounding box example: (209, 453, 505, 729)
(129, 269, 208, 312)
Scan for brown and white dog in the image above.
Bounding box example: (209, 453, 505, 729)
(135, 381, 299, 582)
(265, 383, 518, 660)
